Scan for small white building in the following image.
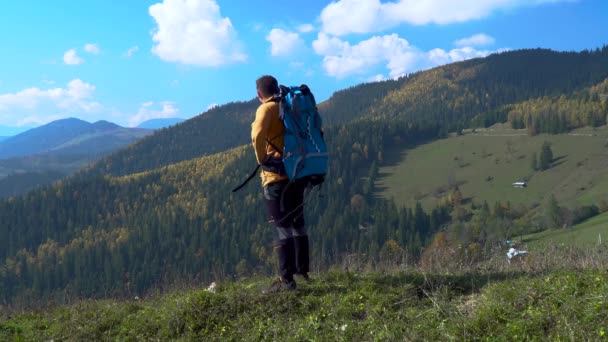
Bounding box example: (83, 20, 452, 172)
(512, 182, 527, 188)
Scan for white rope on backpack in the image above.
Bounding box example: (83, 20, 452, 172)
(307, 107, 322, 153)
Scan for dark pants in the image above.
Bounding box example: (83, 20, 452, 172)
(264, 179, 310, 281)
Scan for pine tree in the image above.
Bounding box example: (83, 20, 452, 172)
(545, 195, 562, 229)
(539, 141, 553, 171)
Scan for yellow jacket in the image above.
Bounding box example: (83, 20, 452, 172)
(251, 99, 288, 186)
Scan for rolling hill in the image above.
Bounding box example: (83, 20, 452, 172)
(82, 100, 258, 177)
(377, 125, 608, 210)
(0, 118, 152, 159)
(0, 153, 104, 198)
(80, 47, 608, 179)
(0, 118, 153, 197)
(1, 47, 607, 305)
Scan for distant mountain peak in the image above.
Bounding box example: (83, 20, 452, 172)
(52, 117, 90, 124)
(41, 118, 91, 131)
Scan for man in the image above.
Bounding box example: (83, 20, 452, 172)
(251, 75, 310, 292)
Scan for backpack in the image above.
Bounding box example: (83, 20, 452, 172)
(232, 84, 327, 192)
(278, 84, 327, 186)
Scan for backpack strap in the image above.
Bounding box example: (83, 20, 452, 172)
(232, 164, 260, 192)
(265, 133, 284, 157)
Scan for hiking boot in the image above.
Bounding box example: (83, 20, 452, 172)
(294, 235, 310, 277)
(295, 272, 313, 284)
(263, 277, 297, 294)
(276, 238, 297, 283)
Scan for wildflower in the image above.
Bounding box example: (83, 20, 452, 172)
(206, 282, 217, 294)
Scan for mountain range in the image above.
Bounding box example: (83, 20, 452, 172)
(0, 46, 607, 304)
(0, 118, 153, 197)
(0, 117, 183, 141)
(0, 118, 152, 159)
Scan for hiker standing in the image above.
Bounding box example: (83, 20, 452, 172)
(251, 75, 311, 292)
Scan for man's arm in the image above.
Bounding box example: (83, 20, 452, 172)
(251, 104, 271, 164)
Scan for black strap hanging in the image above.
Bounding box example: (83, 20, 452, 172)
(232, 164, 260, 192)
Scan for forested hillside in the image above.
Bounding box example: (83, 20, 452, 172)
(367, 48, 608, 132)
(81, 47, 608, 179)
(81, 80, 409, 178)
(82, 100, 258, 177)
(507, 78, 608, 133)
(1, 47, 608, 305)
(0, 120, 449, 304)
(317, 78, 406, 125)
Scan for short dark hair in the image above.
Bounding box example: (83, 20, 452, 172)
(256, 75, 279, 98)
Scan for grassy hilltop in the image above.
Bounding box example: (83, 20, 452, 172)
(2, 247, 607, 341)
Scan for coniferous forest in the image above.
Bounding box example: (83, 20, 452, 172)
(1, 47, 608, 305)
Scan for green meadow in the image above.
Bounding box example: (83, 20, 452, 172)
(520, 211, 608, 248)
(377, 125, 608, 210)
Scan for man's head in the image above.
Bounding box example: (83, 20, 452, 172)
(256, 75, 279, 102)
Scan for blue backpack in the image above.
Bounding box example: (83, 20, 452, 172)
(233, 84, 327, 192)
(278, 84, 327, 185)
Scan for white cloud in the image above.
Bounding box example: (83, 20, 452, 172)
(126, 46, 140, 57)
(312, 33, 349, 56)
(207, 103, 219, 110)
(320, 0, 574, 36)
(63, 49, 84, 65)
(426, 46, 494, 66)
(454, 33, 495, 47)
(84, 43, 101, 54)
(266, 29, 304, 57)
(0, 79, 101, 113)
(149, 0, 247, 66)
(297, 24, 315, 33)
(128, 101, 179, 127)
(313, 33, 418, 78)
(320, 0, 383, 36)
(313, 32, 504, 79)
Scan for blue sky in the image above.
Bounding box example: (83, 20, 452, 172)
(0, 0, 606, 129)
